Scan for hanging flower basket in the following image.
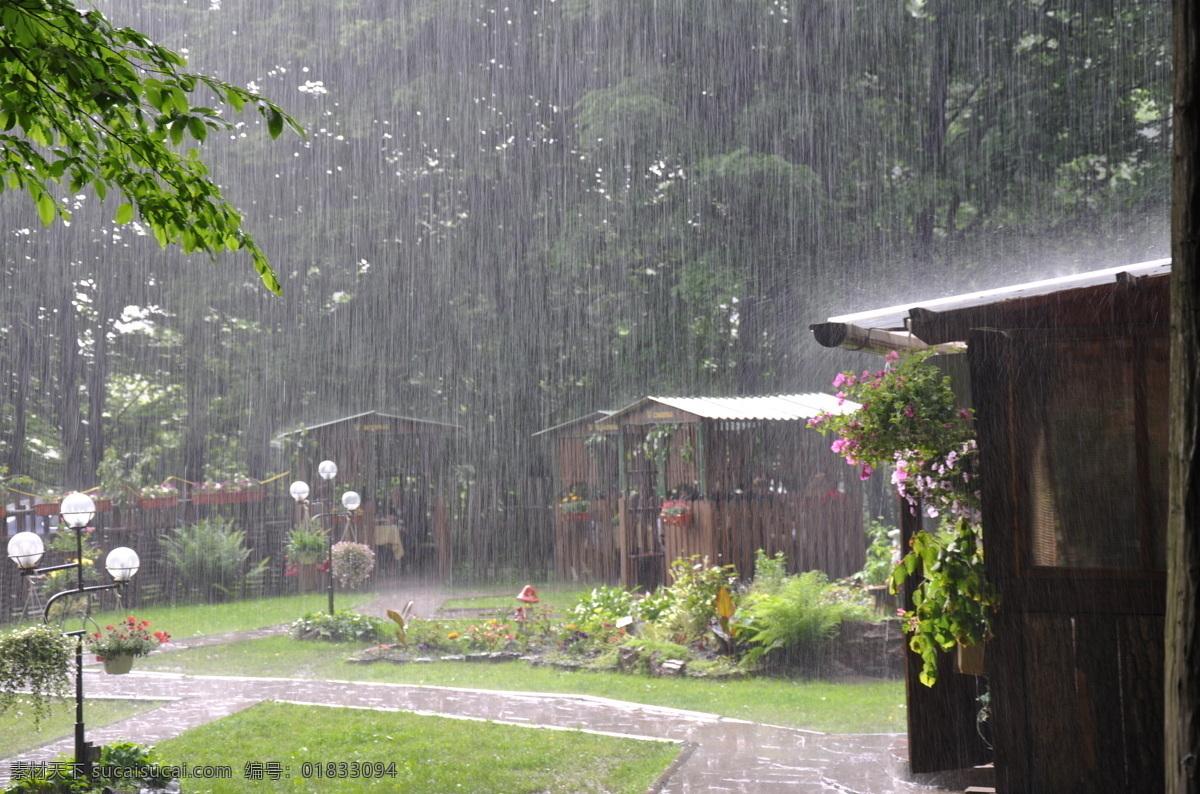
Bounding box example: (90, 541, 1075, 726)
(102, 654, 135, 675)
(138, 495, 179, 510)
(563, 512, 592, 523)
(34, 502, 62, 517)
(660, 501, 693, 527)
(91, 499, 114, 513)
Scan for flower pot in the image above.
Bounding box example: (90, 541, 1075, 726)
(193, 489, 262, 505)
(297, 562, 321, 593)
(92, 499, 113, 513)
(562, 512, 591, 522)
(138, 495, 179, 510)
(34, 502, 62, 516)
(662, 513, 692, 527)
(956, 642, 986, 676)
(102, 654, 135, 675)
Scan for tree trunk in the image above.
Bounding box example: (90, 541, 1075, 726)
(1168, 2, 1200, 790)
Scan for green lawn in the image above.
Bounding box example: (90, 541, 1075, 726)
(0, 697, 165, 757)
(74, 593, 375, 639)
(138, 635, 906, 734)
(153, 701, 680, 793)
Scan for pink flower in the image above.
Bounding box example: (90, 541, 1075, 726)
(904, 405, 915, 418)
(832, 372, 847, 388)
(885, 350, 900, 362)
(860, 464, 874, 480)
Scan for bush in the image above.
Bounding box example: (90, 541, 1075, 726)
(291, 610, 387, 643)
(858, 518, 899, 587)
(3, 741, 172, 792)
(658, 555, 738, 643)
(160, 519, 268, 602)
(737, 570, 873, 670)
(571, 585, 637, 633)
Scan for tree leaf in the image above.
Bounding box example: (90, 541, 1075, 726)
(115, 202, 134, 224)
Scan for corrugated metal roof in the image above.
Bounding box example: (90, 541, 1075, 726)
(532, 410, 616, 437)
(607, 393, 858, 423)
(280, 410, 461, 435)
(811, 258, 1170, 351)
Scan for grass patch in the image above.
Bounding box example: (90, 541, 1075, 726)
(76, 593, 375, 639)
(154, 701, 680, 793)
(0, 697, 165, 757)
(139, 636, 905, 733)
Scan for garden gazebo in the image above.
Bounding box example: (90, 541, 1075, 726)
(280, 411, 461, 579)
(539, 394, 865, 590)
(812, 258, 1171, 793)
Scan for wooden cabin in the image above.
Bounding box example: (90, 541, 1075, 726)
(538, 394, 866, 589)
(280, 411, 460, 579)
(812, 259, 1171, 793)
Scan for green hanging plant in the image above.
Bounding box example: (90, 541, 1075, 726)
(0, 624, 73, 727)
(809, 349, 998, 686)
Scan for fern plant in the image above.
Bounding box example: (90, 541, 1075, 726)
(737, 570, 872, 669)
(160, 518, 268, 602)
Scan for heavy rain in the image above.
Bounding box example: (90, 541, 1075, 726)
(1, 1, 1195, 792)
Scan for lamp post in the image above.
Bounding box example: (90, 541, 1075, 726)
(6, 492, 140, 780)
(332, 490, 361, 614)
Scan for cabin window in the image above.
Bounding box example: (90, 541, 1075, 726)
(1025, 336, 1167, 571)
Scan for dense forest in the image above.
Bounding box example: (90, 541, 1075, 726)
(0, 0, 1172, 499)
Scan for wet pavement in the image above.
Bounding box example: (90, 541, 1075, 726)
(0, 583, 991, 792)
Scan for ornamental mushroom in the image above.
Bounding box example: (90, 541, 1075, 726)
(515, 584, 539, 622)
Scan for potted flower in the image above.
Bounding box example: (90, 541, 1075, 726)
(138, 481, 179, 510)
(84, 616, 171, 675)
(660, 500, 693, 527)
(330, 541, 375, 588)
(558, 489, 591, 522)
(191, 475, 262, 505)
(286, 522, 328, 565)
(34, 490, 64, 516)
(0, 624, 72, 727)
(286, 522, 328, 593)
(808, 349, 997, 686)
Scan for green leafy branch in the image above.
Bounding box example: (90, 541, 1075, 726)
(0, 0, 303, 293)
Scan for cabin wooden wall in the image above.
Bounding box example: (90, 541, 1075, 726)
(970, 328, 1167, 793)
(613, 492, 865, 589)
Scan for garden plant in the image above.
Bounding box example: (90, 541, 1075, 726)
(808, 348, 1000, 685)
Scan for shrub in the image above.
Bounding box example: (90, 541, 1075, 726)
(571, 585, 637, 633)
(658, 555, 738, 643)
(159, 519, 268, 602)
(858, 518, 900, 587)
(291, 610, 387, 643)
(633, 587, 674, 623)
(737, 570, 873, 670)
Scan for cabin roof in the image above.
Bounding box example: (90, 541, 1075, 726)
(281, 410, 461, 435)
(532, 410, 616, 437)
(605, 393, 858, 423)
(810, 258, 1171, 353)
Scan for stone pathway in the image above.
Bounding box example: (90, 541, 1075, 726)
(0, 583, 991, 792)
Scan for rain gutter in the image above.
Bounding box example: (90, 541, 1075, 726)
(809, 323, 936, 354)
